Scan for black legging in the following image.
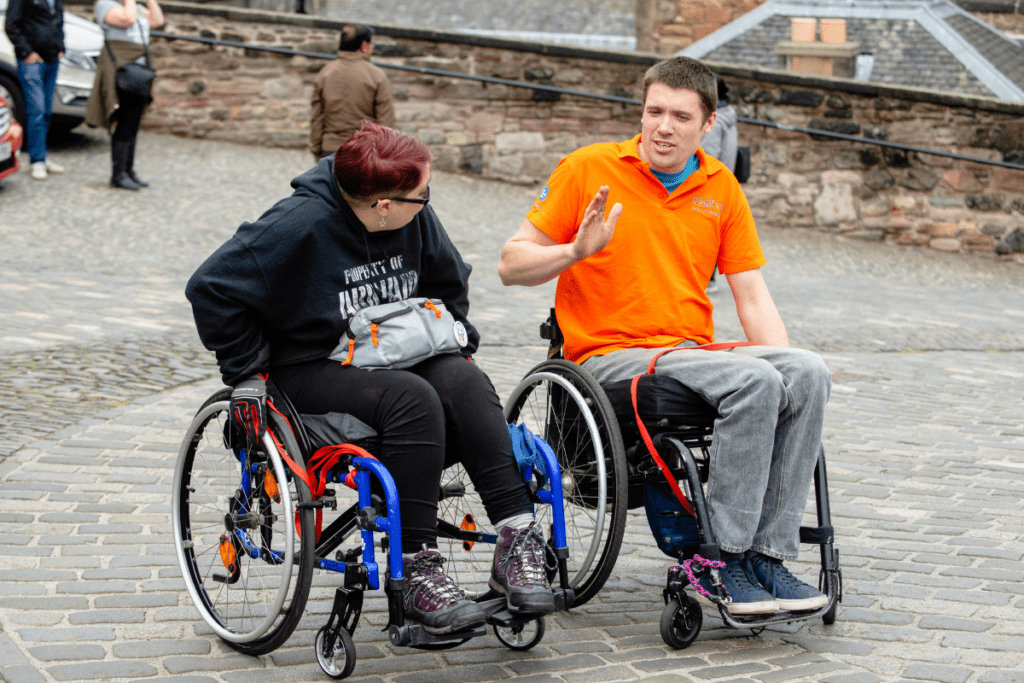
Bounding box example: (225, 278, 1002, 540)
(273, 354, 533, 550)
(111, 88, 147, 143)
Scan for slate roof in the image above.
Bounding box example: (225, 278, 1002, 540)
(314, 0, 636, 49)
(680, 0, 1024, 102)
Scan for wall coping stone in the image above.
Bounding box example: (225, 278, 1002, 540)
(134, 1, 660, 65)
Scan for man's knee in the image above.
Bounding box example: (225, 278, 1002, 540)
(785, 349, 831, 399)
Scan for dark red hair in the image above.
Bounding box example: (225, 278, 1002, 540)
(334, 122, 431, 201)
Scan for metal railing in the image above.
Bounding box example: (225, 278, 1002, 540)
(151, 30, 1024, 172)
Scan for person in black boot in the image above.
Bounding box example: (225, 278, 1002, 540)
(111, 140, 140, 190)
(84, 0, 164, 189)
(125, 139, 147, 187)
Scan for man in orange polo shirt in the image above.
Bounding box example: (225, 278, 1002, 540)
(498, 57, 831, 615)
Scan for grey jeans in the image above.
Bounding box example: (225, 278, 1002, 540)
(583, 345, 830, 560)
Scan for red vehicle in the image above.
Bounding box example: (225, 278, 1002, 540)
(0, 94, 22, 182)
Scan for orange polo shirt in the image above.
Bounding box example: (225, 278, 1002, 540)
(526, 135, 766, 364)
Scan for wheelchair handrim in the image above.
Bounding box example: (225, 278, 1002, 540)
(505, 371, 607, 587)
(172, 400, 297, 644)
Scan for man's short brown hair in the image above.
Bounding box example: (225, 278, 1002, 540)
(642, 57, 718, 123)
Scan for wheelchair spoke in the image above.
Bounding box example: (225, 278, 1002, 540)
(436, 462, 494, 598)
(504, 362, 628, 606)
(174, 396, 314, 651)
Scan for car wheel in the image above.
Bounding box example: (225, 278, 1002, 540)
(0, 72, 26, 147)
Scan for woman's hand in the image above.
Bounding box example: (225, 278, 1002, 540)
(102, 0, 137, 29)
(143, 0, 165, 30)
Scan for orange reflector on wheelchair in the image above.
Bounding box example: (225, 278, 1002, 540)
(461, 513, 477, 551)
(264, 470, 280, 503)
(219, 534, 238, 573)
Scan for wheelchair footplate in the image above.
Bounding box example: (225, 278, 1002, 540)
(659, 548, 842, 652)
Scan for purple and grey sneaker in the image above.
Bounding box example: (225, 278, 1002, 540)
(489, 522, 557, 614)
(403, 549, 487, 634)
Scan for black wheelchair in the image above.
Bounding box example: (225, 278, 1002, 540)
(172, 377, 575, 679)
(508, 310, 842, 649)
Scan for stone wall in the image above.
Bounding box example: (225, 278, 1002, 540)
(75, 2, 1024, 260)
(729, 82, 1024, 257)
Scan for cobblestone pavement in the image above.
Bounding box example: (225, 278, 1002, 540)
(1, 130, 1023, 683)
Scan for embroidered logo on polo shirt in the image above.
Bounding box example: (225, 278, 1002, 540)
(691, 196, 723, 216)
(533, 185, 550, 211)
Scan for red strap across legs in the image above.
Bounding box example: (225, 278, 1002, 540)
(630, 341, 757, 518)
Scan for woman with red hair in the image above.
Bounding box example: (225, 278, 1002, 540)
(186, 122, 555, 635)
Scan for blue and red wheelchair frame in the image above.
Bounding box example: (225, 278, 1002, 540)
(263, 389, 572, 676)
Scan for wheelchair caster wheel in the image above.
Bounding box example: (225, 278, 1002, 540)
(822, 599, 838, 625)
(660, 596, 702, 650)
(315, 625, 356, 679)
(494, 617, 545, 651)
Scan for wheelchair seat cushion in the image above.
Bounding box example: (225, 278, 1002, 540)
(300, 412, 380, 452)
(601, 374, 718, 427)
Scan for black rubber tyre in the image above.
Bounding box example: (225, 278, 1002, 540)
(315, 625, 357, 679)
(660, 596, 703, 650)
(0, 72, 26, 139)
(504, 359, 628, 607)
(822, 598, 838, 625)
(494, 616, 545, 651)
(822, 571, 840, 625)
(173, 389, 315, 656)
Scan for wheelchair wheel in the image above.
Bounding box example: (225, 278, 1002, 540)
(173, 390, 316, 656)
(315, 625, 357, 680)
(494, 617, 545, 651)
(504, 359, 628, 606)
(660, 595, 702, 650)
(436, 461, 496, 599)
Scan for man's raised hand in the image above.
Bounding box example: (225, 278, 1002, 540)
(571, 186, 622, 262)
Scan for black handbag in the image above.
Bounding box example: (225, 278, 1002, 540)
(105, 22, 154, 99)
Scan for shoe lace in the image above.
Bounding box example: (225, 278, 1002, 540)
(407, 552, 465, 605)
(725, 558, 766, 594)
(759, 556, 804, 592)
(507, 524, 549, 585)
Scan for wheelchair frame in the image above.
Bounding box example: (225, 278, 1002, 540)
(522, 310, 841, 649)
(172, 385, 574, 680)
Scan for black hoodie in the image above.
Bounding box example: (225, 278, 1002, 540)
(186, 159, 480, 386)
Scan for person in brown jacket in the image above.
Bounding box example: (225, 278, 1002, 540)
(309, 24, 395, 161)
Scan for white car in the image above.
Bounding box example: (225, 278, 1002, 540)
(0, 1, 104, 135)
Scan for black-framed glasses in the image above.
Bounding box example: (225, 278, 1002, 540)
(372, 186, 430, 207)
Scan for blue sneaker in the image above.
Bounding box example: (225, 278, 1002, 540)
(694, 556, 778, 615)
(748, 552, 828, 612)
